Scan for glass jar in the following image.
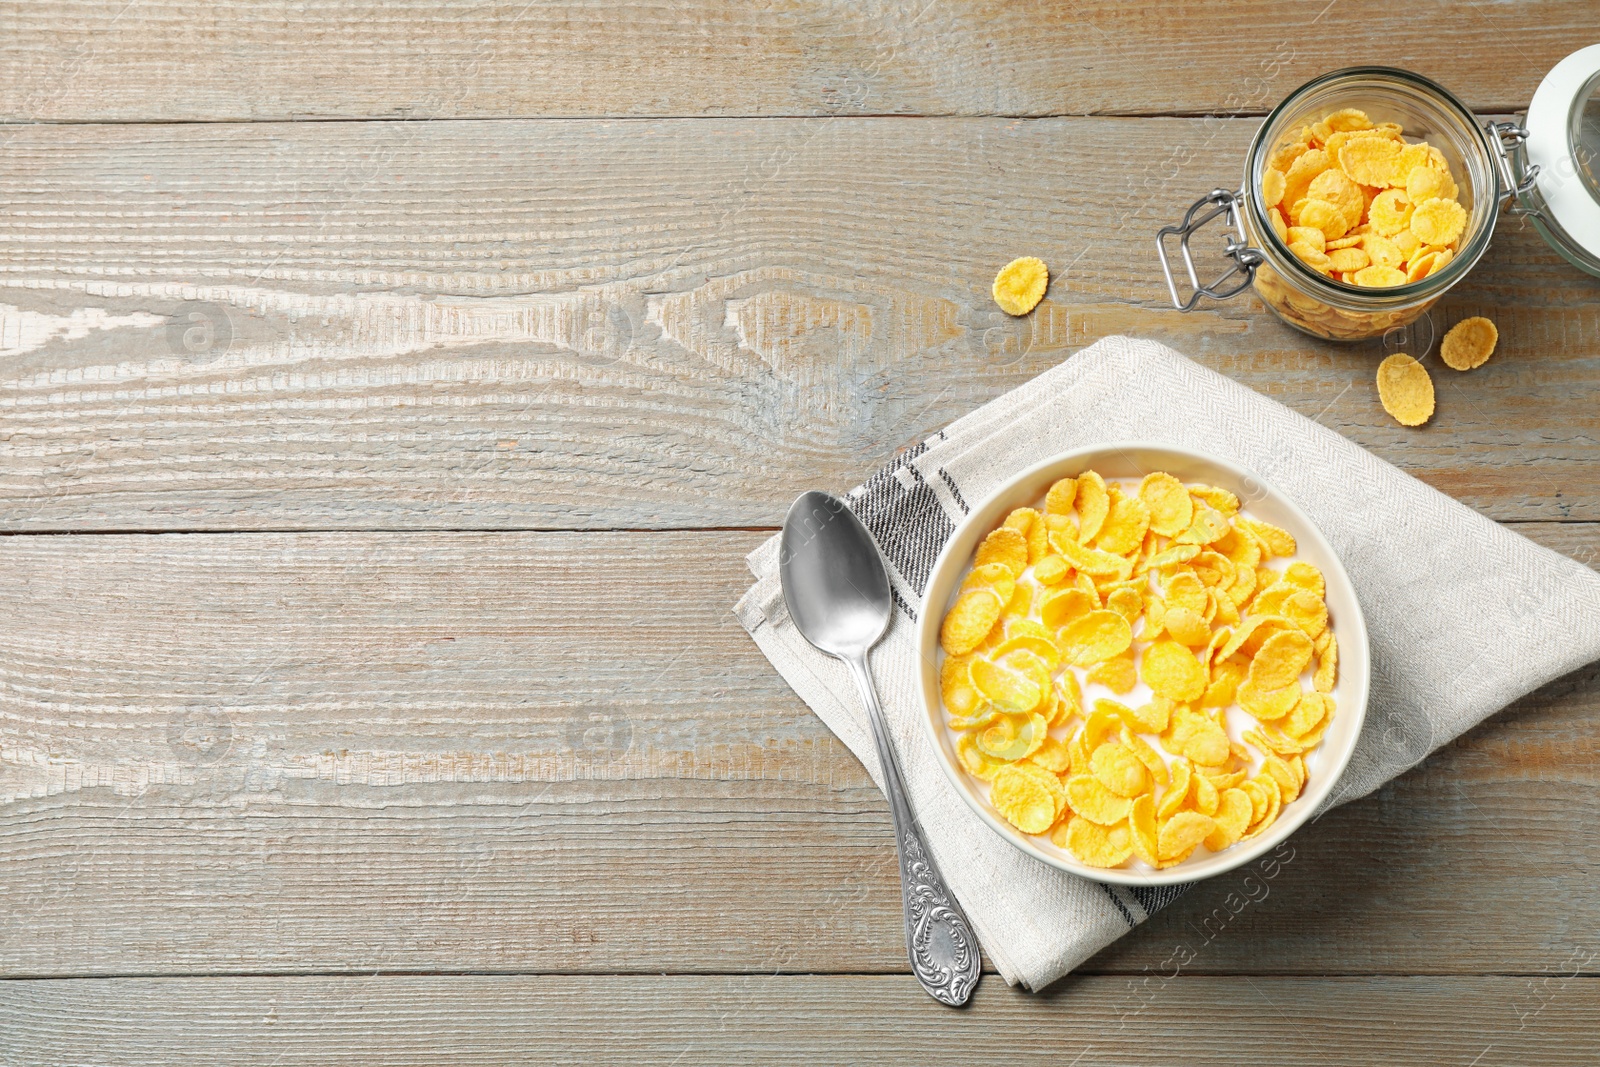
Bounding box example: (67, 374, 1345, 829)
(1157, 66, 1532, 343)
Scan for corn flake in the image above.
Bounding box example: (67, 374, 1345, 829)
(992, 256, 1049, 317)
(1060, 815, 1134, 867)
(1376, 352, 1435, 426)
(1409, 197, 1467, 246)
(1440, 316, 1498, 371)
(1058, 609, 1134, 667)
(991, 764, 1058, 834)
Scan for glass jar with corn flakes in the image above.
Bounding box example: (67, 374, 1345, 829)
(1158, 67, 1516, 343)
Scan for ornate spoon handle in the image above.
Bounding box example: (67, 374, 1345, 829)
(845, 656, 981, 1007)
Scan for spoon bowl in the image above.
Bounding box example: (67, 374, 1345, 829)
(779, 491, 892, 659)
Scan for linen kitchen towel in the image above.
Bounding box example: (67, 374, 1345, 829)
(734, 335, 1600, 991)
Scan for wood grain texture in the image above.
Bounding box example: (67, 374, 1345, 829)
(3, 974, 1598, 1065)
(0, 525, 1595, 978)
(0, 117, 1595, 531)
(0, 0, 1590, 122)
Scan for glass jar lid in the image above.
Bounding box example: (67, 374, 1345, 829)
(1521, 43, 1600, 275)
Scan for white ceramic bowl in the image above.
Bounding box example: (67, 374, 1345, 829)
(916, 443, 1370, 885)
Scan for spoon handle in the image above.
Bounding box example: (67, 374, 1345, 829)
(845, 655, 981, 1007)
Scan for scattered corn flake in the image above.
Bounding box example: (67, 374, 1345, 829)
(1376, 352, 1435, 426)
(1056, 536, 1134, 579)
(1034, 554, 1071, 586)
(1204, 788, 1254, 850)
(1238, 677, 1302, 721)
(958, 733, 1006, 781)
(1354, 264, 1408, 287)
(1299, 198, 1349, 241)
(992, 256, 1049, 317)
(1440, 316, 1498, 371)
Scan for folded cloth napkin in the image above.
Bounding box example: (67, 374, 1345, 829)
(734, 335, 1600, 991)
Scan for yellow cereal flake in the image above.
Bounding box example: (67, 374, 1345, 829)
(1086, 653, 1138, 694)
(1041, 586, 1097, 628)
(1307, 168, 1365, 230)
(1163, 707, 1230, 766)
(1314, 632, 1338, 693)
(1440, 316, 1498, 371)
(1368, 188, 1412, 236)
(992, 256, 1049, 317)
(1408, 197, 1467, 246)
(1338, 136, 1403, 187)
(991, 764, 1059, 834)
(1405, 165, 1446, 203)
(1158, 810, 1216, 863)
(1060, 815, 1134, 867)
(1238, 677, 1301, 721)
(1282, 149, 1332, 208)
(1235, 517, 1296, 558)
(1268, 206, 1289, 240)
(1075, 470, 1110, 544)
(974, 526, 1028, 577)
(940, 588, 1001, 655)
(1362, 234, 1403, 269)
(1298, 198, 1349, 241)
(1066, 774, 1133, 826)
(1096, 493, 1151, 555)
(1324, 108, 1372, 133)
(1056, 536, 1133, 580)
(1353, 264, 1408, 287)
(1090, 740, 1151, 798)
(1328, 246, 1370, 273)
(1044, 477, 1078, 516)
(957, 733, 1006, 781)
(1247, 628, 1315, 690)
(1141, 639, 1208, 703)
(1058, 609, 1134, 667)
(1376, 352, 1435, 427)
(1262, 166, 1287, 209)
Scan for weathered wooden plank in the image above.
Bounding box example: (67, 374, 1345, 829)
(3, 974, 1597, 1065)
(0, 1, 1589, 122)
(0, 117, 1594, 530)
(0, 525, 1595, 978)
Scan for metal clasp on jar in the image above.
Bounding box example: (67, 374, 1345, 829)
(1155, 189, 1265, 311)
(1485, 120, 1543, 218)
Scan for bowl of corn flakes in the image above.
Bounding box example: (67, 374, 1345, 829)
(916, 444, 1370, 885)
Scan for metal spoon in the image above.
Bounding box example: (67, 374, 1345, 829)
(779, 490, 981, 1007)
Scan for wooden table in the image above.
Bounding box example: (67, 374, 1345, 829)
(1, 3, 1598, 1062)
